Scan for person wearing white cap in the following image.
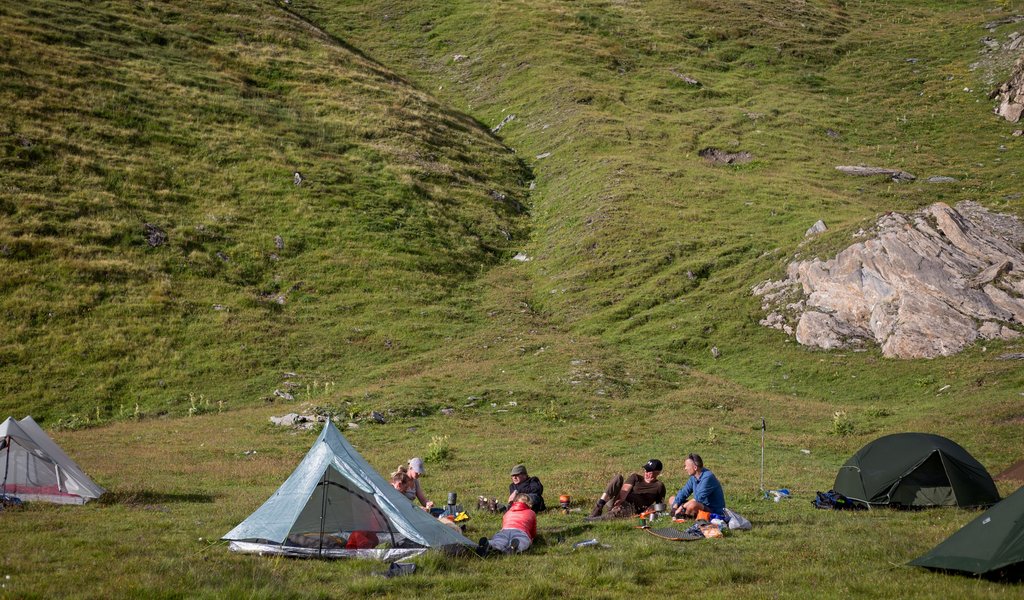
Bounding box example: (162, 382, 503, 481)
(403, 457, 433, 510)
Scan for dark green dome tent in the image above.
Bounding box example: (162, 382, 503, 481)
(910, 485, 1024, 578)
(834, 433, 999, 509)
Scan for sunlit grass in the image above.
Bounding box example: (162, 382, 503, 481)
(3, 0, 1024, 596)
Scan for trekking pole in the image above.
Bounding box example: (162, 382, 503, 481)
(759, 418, 766, 496)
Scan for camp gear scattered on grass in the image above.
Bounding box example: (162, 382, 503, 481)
(812, 490, 866, 511)
(0, 416, 105, 504)
(0, 494, 23, 511)
(572, 538, 609, 550)
(833, 433, 1000, 509)
(724, 508, 752, 530)
(286, 532, 348, 549)
(910, 485, 1024, 578)
(767, 488, 790, 502)
(222, 420, 475, 560)
(642, 524, 705, 541)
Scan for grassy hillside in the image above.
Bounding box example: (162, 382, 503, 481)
(303, 0, 1024, 455)
(0, 0, 530, 422)
(2, 0, 1024, 597)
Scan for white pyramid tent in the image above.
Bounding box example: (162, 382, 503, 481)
(223, 420, 474, 560)
(0, 416, 106, 504)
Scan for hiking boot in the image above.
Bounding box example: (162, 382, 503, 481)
(476, 537, 490, 557)
(477, 496, 487, 511)
(588, 502, 603, 518)
(487, 498, 498, 513)
(509, 538, 520, 554)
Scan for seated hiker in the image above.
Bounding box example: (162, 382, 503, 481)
(587, 459, 666, 520)
(508, 464, 546, 513)
(391, 470, 412, 494)
(478, 493, 536, 555)
(670, 453, 726, 519)
(392, 458, 434, 511)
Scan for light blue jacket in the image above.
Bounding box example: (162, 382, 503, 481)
(672, 468, 726, 515)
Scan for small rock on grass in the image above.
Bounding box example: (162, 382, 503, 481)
(805, 220, 827, 237)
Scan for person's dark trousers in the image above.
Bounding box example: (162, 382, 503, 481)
(589, 474, 625, 517)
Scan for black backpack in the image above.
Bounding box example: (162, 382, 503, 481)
(812, 490, 865, 511)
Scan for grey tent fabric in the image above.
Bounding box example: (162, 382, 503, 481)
(0, 416, 105, 504)
(223, 420, 474, 560)
(834, 432, 999, 509)
(910, 485, 1024, 577)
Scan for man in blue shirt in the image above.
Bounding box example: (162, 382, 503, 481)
(670, 453, 726, 517)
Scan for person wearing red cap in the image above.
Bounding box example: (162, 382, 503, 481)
(586, 459, 666, 520)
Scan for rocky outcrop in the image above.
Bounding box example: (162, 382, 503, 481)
(144, 223, 167, 247)
(754, 202, 1024, 358)
(699, 147, 753, 165)
(835, 165, 916, 182)
(992, 54, 1024, 122)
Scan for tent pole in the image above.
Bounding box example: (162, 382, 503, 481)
(1, 435, 9, 497)
(760, 418, 766, 495)
(318, 469, 329, 557)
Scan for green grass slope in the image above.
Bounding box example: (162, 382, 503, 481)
(0, 0, 530, 422)
(2, 0, 1024, 597)
(304, 0, 1024, 458)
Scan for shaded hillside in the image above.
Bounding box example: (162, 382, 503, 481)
(0, 0, 530, 420)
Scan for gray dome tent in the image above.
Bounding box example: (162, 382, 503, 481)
(223, 419, 474, 560)
(0, 416, 105, 504)
(834, 433, 999, 509)
(910, 485, 1024, 578)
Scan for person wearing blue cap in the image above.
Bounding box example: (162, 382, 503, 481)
(586, 459, 666, 520)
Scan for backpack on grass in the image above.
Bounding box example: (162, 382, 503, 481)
(812, 490, 864, 511)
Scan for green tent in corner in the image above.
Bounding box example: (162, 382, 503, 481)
(833, 433, 1000, 508)
(910, 485, 1024, 578)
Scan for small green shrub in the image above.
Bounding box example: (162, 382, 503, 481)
(864, 405, 893, 418)
(425, 434, 453, 463)
(536, 399, 566, 422)
(830, 410, 855, 436)
(187, 392, 212, 417)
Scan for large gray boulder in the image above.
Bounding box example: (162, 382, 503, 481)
(754, 202, 1024, 358)
(993, 54, 1024, 122)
